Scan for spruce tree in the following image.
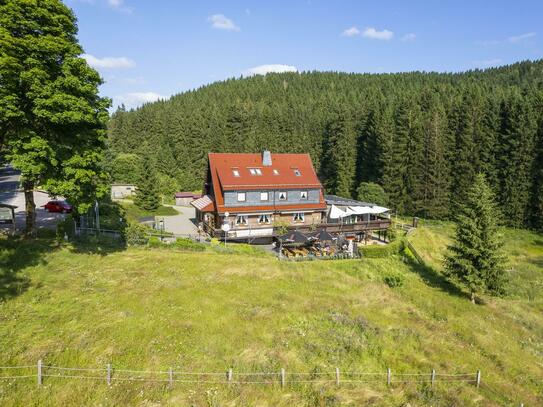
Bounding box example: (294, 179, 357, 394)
(444, 173, 507, 303)
(135, 154, 160, 211)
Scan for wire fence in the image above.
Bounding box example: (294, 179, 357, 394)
(0, 362, 482, 387)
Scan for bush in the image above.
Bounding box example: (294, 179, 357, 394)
(148, 236, 161, 247)
(123, 222, 148, 246)
(173, 238, 206, 252)
(358, 239, 405, 258)
(383, 272, 405, 288)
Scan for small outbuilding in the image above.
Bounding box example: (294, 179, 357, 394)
(175, 192, 202, 206)
(111, 184, 137, 199)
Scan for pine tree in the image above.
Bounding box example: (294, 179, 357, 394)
(497, 92, 537, 227)
(135, 154, 160, 211)
(444, 173, 507, 303)
(321, 111, 357, 197)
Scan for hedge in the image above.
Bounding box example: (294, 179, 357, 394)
(358, 238, 405, 258)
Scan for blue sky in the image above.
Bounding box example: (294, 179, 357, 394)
(66, 0, 543, 110)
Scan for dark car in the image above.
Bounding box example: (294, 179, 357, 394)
(43, 200, 72, 213)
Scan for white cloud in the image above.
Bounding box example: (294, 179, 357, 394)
(243, 64, 298, 76)
(208, 14, 240, 31)
(362, 27, 394, 40)
(401, 33, 416, 42)
(107, 0, 132, 13)
(473, 58, 503, 67)
(341, 26, 360, 37)
(508, 32, 536, 43)
(83, 54, 135, 69)
(116, 92, 166, 109)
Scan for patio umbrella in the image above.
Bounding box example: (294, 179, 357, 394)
(311, 229, 335, 242)
(278, 230, 309, 245)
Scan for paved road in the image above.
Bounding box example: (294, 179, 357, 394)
(160, 205, 199, 236)
(0, 164, 66, 232)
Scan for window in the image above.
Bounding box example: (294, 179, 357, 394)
(260, 192, 269, 201)
(235, 215, 248, 225)
(258, 214, 271, 224)
(293, 212, 305, 223)
(293, 169, 301, 176)
(237, 192, 246, 202)
(232, 169, 240, 177)
(278, 191, 287, 201)
(300, 191, 308, 200)
(273, 169, 280, 175)
(249, 168, 262, 176)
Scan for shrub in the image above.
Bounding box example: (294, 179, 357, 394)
(123, 222, 148, 246)
(173, 238, 206, 252)
(148, 236, 161, 247)
(383, 272, 405, 288)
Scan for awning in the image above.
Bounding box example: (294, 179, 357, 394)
(329, 205, 348, 219)
(347, 205, 390, 215)
(191, 195, 215, 212)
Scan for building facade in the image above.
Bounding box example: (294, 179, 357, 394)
(191, 151, 328, 239)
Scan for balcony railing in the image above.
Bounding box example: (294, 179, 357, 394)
(204, 218, 391, 239)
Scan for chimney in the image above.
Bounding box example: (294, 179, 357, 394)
(262, 150, 272, 166)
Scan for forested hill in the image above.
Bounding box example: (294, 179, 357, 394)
(107, 59, 543, 229)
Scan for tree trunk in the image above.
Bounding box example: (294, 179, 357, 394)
(23, 179, 36, 236)
(470, 290, 476, 304)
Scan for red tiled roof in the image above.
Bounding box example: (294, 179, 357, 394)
(209, 153, 323, 190)
(207, 152, 326, 213)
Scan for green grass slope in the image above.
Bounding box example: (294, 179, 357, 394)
(0, 224, 542, 406)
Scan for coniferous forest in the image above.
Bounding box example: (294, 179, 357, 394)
(107, 60, 543, 230)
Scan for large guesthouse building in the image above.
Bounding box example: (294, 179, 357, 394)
(192, 151, 391, 241)
(192, 151, 327, 239)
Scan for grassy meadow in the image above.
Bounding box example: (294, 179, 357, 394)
(0, 222, 542, 406)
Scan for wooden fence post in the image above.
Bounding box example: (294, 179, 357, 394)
(475, 370, 481, 388)
(335, 367, 340, 386)
(37, 359, 42, 387)
(227, 368, 233, 383)
(168, 367, 173, 388)
(280, 368, 285, 388)
(431, 369, 436, 387)
(107, 363, 112, 386)
(387, 368, 391, 386)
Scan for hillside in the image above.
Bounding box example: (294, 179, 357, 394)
(107, 60, 543, 230)
(1, 225, 542, 406)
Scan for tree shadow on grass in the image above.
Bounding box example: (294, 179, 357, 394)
(0, 236, 54, 301)
(0, 234, 127, 301)
(68, 235, 127, 256)
(402, 254, 469, 300)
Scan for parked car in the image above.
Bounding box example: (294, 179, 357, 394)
(43, 200, 72, 213)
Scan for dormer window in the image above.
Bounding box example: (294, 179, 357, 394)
(232, 169, 240, 177)
(273, 169, 279, 175)
(293, 169, 301, 176)
(249, 168, 262, 176)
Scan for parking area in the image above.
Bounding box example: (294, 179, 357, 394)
(0, 165, 67, 233)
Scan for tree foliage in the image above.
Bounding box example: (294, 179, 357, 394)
(0, 0, 110, 233)
(444, 174, 507, 302)
(356, 182, 388, 206)
(134, 154, 160, 211)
